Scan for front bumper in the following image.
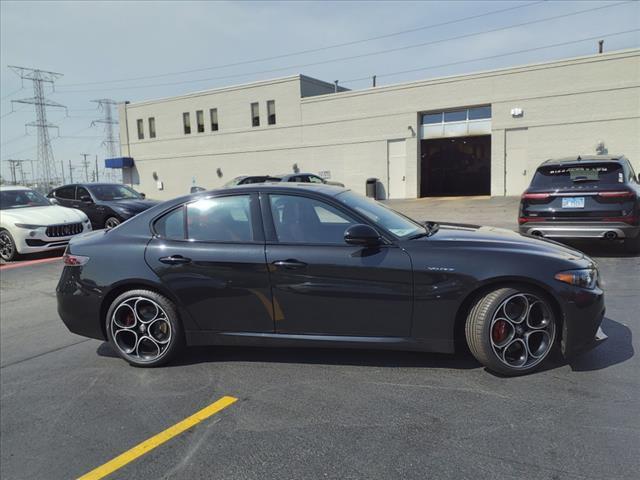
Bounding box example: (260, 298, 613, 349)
(558, 284, 606, 358)
(14, 224, 92, 254)
(520, 222, 640, 240)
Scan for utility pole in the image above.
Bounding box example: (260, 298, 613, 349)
(68, 159, 74, 183)
(80, 154, 91, 182)
(6, 159, 30, 185)
(94, 154, 99, 182)
(9, 66, 66, 188)
(60, 160, 65, 184)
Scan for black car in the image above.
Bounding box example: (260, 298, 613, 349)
(48, 183, 159, 229)
(57, 184, 605, 375)
(519, 155, 640, 253)
(278, 172, 345, 187)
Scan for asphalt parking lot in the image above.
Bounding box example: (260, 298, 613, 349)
(1, 196, 639, 480)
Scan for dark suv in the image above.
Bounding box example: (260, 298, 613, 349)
(519, 155, 640, 252)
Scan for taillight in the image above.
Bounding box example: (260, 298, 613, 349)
(518, 217, 546, 224)
(521, 193, 550, 200)
(63, 253, 90, 266)
(597, 190, 635, 199)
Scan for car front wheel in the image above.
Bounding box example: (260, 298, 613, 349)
(105, 289, 184, 367)
(465, 287, 557, 376)
(0, 229, 19, 262)
(104, 216, 121, 229)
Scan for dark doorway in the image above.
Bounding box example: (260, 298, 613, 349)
(420, 135, 491, 196)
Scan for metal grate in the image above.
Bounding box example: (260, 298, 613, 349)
(46, 223, 83, 238)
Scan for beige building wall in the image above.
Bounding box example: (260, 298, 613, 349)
(119, 49, 640, 200)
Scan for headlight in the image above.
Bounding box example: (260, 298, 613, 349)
(15, 223, 45, 229)
(554, 268, 598, 289)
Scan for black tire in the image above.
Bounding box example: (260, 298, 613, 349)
(623, 231, 640, 254)
(465, 287, 557, 376)
(0, 229, 20, 262)
(104, 216, 121, 229)
(105, 289, 184, 367)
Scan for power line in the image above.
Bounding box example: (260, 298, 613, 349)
(342, 29, 640, 84)
(1, 87, 23, 101)
(56, 1, 635, 94)
(58, 1, 546, 88)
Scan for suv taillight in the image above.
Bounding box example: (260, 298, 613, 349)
(521, 193, 551, 200)
(597, 190, 635, 199)
(63, 254, 89, 266)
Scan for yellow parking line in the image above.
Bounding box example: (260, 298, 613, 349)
(77, 395, 238, 480)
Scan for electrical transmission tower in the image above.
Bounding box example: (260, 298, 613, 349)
(91, 99, 119, 182)
(9, 66, 66, 189)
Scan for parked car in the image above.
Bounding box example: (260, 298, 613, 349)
(223, 175, 281, 187)
(48, 183, 158, 229)
(0, 185, 91, 261)
(278, 172, 344, 187)
(519, 155, 640, 253)
(58, 183, 605, 375)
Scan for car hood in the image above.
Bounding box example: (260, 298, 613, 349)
(1, 205, 87, 226)
(415, 222, 585, 261)
(103, 199, 159, 212)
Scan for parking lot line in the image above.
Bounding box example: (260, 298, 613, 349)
(0, 257, 61, 270)
(76, 395, 238, 480)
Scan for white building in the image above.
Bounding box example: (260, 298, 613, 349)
(118, 48, 640, 200)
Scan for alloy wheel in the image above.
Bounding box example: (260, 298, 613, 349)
(105, 217, 121, 229)
(0, 232, 15, 261)
(110, 297, 173, 363)
(489, 293, 556, 370)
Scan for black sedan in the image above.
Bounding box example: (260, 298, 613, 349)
(57, 184, 606, 375)
(49, 183, 158, 229)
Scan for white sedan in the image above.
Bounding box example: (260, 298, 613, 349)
(0, 186, 91, 261)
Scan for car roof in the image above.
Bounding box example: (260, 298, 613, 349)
(540, 155, 626, 167)
(0, 185, 31, 191)
(210, 182, 347, 197)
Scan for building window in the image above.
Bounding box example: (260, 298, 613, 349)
(183, 112, 191, 134)
(251, 102, 260, 127)
(196, 110, 205, 133)
(267, 100, 276, 125)
(443, 110, 466, 122)
(148, 117, 156, 138)
(210, 108, 219, 131)
(136, 119, 144, 140)
(421, 113, 442, 124)
(468, 106, 492, 120)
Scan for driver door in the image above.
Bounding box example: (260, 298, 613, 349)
(263, 193, 413, 337)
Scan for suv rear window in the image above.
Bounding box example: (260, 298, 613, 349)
(530, 163, 624, 188)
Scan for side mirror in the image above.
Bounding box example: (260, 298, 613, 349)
(139, 192, 146, 199)
(49, 198, 59, 205)
(190, 186, 205, 194)
(344, 224, 382, 246)
(80, 195, 93, 203)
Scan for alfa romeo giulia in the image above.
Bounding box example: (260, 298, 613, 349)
(57, 184, 606, 375)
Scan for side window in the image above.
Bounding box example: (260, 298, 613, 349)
(626, 161, 638, 184)
(154, 207, 185, 240)
(269, 195, 356, 244)
(308, 175, 324, 184)
(187, 195, 253, 242)
(76, 187, 91, 200)
(56, 186, 75, 199)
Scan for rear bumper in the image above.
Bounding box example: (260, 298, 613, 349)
(56, 266, 106, 341)
(519, 222, 640, 239)
(559, 285, 606, 358)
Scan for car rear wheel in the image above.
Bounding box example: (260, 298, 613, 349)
(104, 216, 121, 229)
(105, 289, 184, 367)
(0, 230, 19, 262)
(465, 287, 557, 376)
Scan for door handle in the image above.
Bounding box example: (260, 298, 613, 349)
(272, 259, 307, 269)
(159, 255, 192, 265)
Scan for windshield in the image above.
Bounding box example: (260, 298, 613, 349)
(89, 184, 142, 201)
(0, 189, 51, 210)
(531, 163, 624, 188)
(336, 190, 424, 238)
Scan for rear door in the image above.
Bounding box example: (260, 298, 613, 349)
(53, 185, 76, 208)
(145, 193, 274, 333)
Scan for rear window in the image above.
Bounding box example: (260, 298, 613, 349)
(530, 163, 624, 188)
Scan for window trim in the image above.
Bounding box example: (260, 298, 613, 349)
(151, 193, 264, 244)
(260, 191, 394, 247)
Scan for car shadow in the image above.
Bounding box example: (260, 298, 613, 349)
(96, 341, 480, 370)
(560, 239, 639, 258)
(96, 317, 633, 373)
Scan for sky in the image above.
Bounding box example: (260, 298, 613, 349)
(1, 0, 638, 184)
